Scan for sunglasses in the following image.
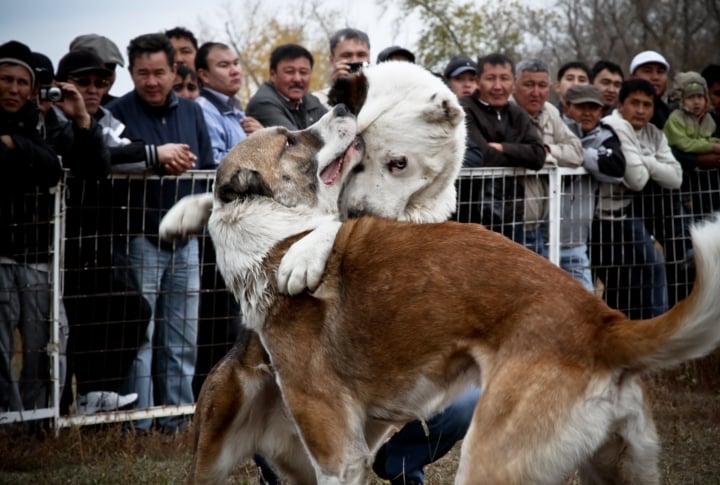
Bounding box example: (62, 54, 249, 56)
(69, 76, 111, 88)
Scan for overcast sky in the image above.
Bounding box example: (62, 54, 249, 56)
(1, 0, 420, 96)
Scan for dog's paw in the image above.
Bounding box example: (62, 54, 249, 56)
(159, 193, 214, 241)
(277, 221, 342, 295)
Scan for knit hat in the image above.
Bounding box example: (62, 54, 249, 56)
(629, 50, 669, 75)
(376, 46, 415, 64)
(56, 50, 113, 82)
(443, 55, 477, 79)
(565, 84, 603, 106)
(69, 34, 125, 67)
(673, 71, 708, 100)
(0, 40, 36, 86)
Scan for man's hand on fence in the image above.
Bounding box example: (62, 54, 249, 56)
(158, 143, 197, 175)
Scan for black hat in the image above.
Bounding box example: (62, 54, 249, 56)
(70, 34, 125, 67)
(32, 52, 55, 85)
(0, 40, 36, 86)
(56, 50, 113, 82)
(376, 46, 415, 64)
(443, 55, 477, 79)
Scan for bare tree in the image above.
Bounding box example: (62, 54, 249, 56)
(194, 0, 343, 105)
(527, 0, 720, 80)
(378, 0, 549, 73)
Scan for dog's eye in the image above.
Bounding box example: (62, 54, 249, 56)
(388, 157, 407, 173)
(285, 135, 296, 147)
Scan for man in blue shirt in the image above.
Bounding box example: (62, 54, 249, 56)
(107, 32, 213, 434)
(195, 42, 263, 165)
(193, 42, 263, 396)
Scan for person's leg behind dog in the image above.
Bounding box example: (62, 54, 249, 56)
(372, 386, 481, 485)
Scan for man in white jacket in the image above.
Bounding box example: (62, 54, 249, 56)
(594, 79, 682, 319)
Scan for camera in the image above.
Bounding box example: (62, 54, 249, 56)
(38, 85, 64, 102)
(347, 62, 369, 73)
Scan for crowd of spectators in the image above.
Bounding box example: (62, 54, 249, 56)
(1, 24, 719, 485)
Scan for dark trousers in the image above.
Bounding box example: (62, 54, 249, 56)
(0, 264, 51, 411)
(193, 235, 243, 396)
(590, 217, 668, 320)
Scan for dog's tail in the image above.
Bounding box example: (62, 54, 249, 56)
(600, 214, 720, 371)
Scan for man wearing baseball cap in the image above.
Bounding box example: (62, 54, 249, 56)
(40, 49, 111, 178)
(443, 55, 477, 98)
(629, 50, 694, 306)
(0, 40, 63, 412)
(562, 84, 627, 309)
(629, 50, 671, 129)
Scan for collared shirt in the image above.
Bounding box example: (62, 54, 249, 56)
(196, 87, 247, 165)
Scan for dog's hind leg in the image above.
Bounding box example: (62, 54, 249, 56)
(455, 360, 610, 485)
(578, 379, 660, 485)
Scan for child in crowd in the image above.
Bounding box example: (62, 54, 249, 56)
(664, 71, 720, 154)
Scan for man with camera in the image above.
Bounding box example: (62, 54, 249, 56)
(246, 43, 327, 130)
(36, 49, 111, 179)
(312, 27, 372, 107)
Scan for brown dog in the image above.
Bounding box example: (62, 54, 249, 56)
(164, 64, 720, 484)
(204, 109, 720, 484)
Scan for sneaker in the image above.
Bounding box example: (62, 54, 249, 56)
(76, 391, 138, 415)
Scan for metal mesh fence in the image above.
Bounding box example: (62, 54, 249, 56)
(0, 166, 713, 429)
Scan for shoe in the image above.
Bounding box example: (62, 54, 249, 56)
(76, 391, 138, 415)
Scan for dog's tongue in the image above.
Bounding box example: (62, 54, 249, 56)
(320, 156, 342, 185)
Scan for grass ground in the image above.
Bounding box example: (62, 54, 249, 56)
(1, 366, 719, 485)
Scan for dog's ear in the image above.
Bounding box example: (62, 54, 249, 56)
(215, 168, 273, 203)
(328, 73, 368, 115)
(424, 92, 464, 128)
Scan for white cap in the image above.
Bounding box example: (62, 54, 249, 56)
(629, 50, 670, 75)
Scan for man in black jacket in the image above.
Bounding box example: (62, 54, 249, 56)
(458, 53, 546, 241)
(0, 40, 63, 412)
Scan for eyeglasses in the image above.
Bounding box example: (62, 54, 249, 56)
(69, 76, 111, 88)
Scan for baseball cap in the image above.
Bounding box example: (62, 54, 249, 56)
(444, 55, 477, 79)
(629, 50, 669, 75)
(0, 40, 36, 86)
(56, 50, 113, 82)
(376, 46, 415, 64)
(69, 34, 125, 67)
(565, 84, 604, 106)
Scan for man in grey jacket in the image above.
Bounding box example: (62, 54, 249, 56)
(246, 44, 327, 130)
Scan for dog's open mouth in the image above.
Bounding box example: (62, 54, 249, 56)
(320, 136, 365, 185)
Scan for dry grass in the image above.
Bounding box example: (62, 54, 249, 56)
(1, 361, 719, 485)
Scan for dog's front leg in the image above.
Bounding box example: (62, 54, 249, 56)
(159, 192, 213, 241)
(277, 220, 342, 295)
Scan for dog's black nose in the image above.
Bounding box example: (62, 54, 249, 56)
(333, 104, 349, 117)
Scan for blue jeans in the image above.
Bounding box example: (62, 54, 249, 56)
(118, 237, 200, 431)
(373, 387, 481, 484)
(560, 245, 594, 292)
(518, 226, 547, 258)
(524, 227, 595, 293)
